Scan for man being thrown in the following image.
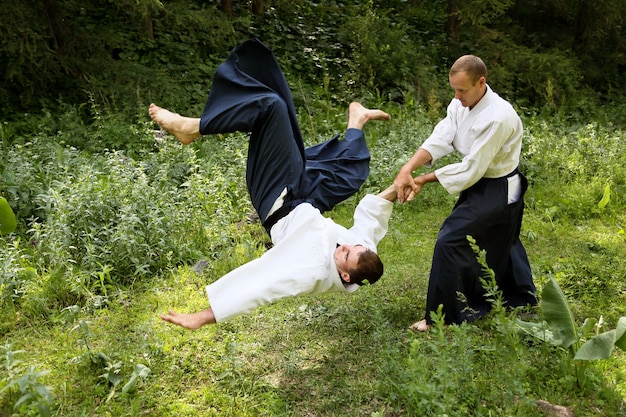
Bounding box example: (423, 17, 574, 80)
(150, 39, 402, 330)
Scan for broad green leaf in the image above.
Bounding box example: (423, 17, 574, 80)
(541, 278, 578, 348)
(0, 379, 19, 395)
(107, 372, 123, 387)
(574, 330, 616, 360)
(15, 393, 35, 408)
(122, 364, 151, 393)
(515, 319, 562, 346)
(574, 317, 626, 360)
(35, 383, 52, 401)
(614, 317, 626, 350)
(0, 197, 17, 235)
(580, 317, 598, 338)
(36, 402, 51, 417)
(18, 373, 29, 391)
(597, 184, 611, 209)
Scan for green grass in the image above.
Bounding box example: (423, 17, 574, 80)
(1, 99, 625, 416)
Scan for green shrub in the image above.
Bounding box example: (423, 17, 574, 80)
(0, 343, 52, 417)
(28, 141, 236, 285)
(522, 119, 626, 221)
(0, 237, 36, 307)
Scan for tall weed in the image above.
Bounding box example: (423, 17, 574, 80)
(0, 237, 35, 307)
(522, 119, 625, 221)
(27, 138, 248, 287)
(1, 124, 253, 310)
(0, 342, 52, 417)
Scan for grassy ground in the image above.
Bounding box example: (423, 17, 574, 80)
(1, 101, 625, 416)
(3, 199, 625, 416)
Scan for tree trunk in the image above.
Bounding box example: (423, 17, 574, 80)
(446, 0, 460, 45)
(573, 0, 590, 50)
(143, 14, 154, 40)
(220, 0, 233, 19)
(252, 0, 264, 16)
(43, 0, 68, 54)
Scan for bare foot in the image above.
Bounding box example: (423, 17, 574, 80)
(409, 319, 431, 332)
(347, 102, 391, 130)
(160, 309, 216, 330)
(149, 103, 202, 145)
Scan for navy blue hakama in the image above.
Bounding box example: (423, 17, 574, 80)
(424, 170, 537, 325)
(198, 39, 370, 226)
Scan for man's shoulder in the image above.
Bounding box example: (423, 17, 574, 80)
(478, 89, 520, 124)
(486, 88, 517, 111)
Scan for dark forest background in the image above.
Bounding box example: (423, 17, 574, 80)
(1, 0, 625, 123)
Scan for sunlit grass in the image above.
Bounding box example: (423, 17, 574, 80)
(1, 99, 625, 416)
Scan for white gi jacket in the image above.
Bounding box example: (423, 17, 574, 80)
(206, 194, 393, 322)
(421, 85, 523, 199)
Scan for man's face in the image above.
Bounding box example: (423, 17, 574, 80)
(449, 71, 486, 109)
(334, 244, 366, 282)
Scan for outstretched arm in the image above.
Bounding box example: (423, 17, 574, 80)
(160, 308, 216, 330)
(377, 184, 398, 202)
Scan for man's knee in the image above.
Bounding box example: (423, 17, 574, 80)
(260, 93, 287, 117)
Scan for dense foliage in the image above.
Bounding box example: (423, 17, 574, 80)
(1, 0, 626, 123)
(1, 1, 626, 415)
(1, 96, 626, 414)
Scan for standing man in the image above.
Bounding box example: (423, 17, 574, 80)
(150, 39, 403, 329)
(393, 55, 537, 331)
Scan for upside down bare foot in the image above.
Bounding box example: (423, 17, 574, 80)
(409, 319, 431, 332)
(347, 102, 391, 130)
(149, 103, 202, 145)
(160, 309, 216, 330)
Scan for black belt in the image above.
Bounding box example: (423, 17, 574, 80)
(263, 200, 302, 234)
(505, 167, 520, 178)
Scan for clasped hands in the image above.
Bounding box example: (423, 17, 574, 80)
(393, 170, 424, 204)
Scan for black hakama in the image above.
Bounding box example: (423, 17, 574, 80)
(198, 39, 370, 226)
(424, 170, 537, 324)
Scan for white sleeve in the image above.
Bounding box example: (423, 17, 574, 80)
(419, 101, 458, 166)
(206, 205, 344, 322)
(347, 194, 393, 250)
(435, 119, 512, 194)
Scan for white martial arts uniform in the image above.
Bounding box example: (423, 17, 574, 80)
(206, 194, 393, 323)
(418, 84, 536, 325)
(421, 85, 522, 201)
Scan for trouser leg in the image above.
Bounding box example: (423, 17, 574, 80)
(196, 39, 372, 224)
(425, 198, 489, 324)
(424, 174, 535, 324)
(303, 128, 370, 212)
(201, 92, 306, 222)
(500, 239, 537, 306)
(498, 173, 537, 306)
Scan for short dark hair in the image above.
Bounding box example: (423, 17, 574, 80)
(450, 55, 487, 84)
(348, 249, 384, 286)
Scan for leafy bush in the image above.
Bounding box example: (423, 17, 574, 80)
(464, 29, 584, 111)
(522, 119, 626, 221)
(0, 343, 52, 417)
(0, 237, 36, 307)
(1, 120, 256, 309)
(25, 138, 247, 288)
